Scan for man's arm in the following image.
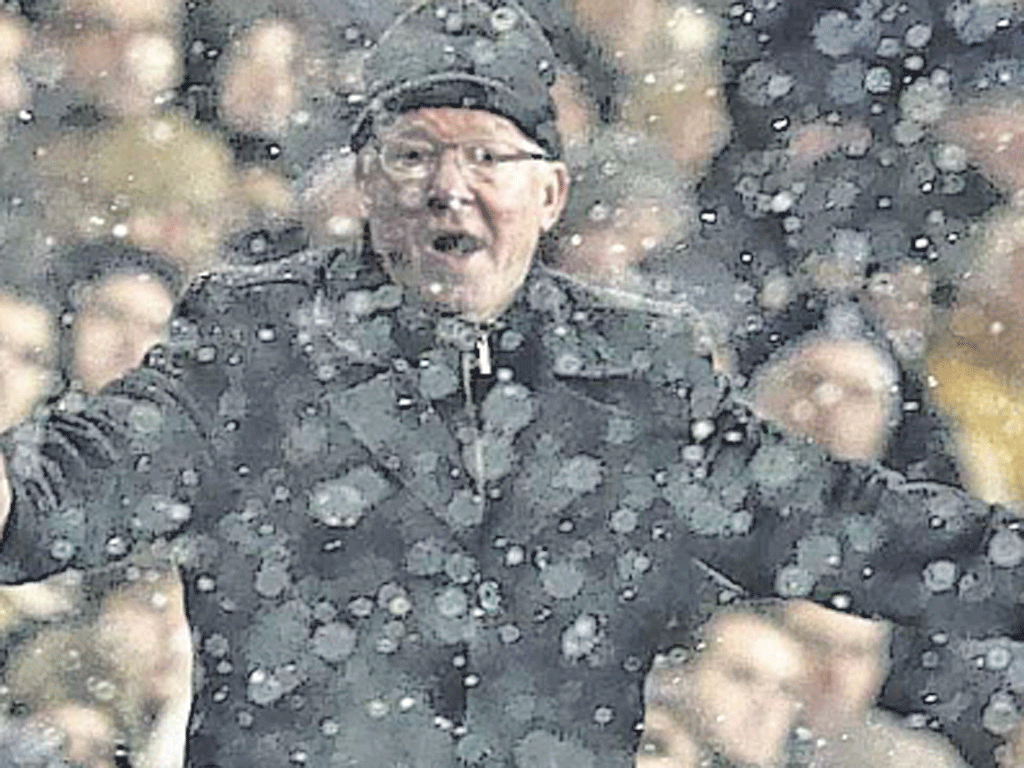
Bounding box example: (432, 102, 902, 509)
(0, 273, 232, 584)
(680, 393, 1021, 634)
(672, 395, 1021, 768)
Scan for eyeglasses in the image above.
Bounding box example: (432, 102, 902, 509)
(374, 136, 548, 184)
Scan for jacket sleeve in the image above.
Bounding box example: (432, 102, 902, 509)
(681, 395, 1024, 637)
(666, 389, 1023, 768)
(0, 273, 234, 584)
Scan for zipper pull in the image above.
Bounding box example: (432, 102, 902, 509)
(476, 332, 492, 376)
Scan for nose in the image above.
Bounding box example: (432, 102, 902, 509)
(425, 147, 474, 211)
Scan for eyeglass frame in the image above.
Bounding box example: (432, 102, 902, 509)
(369, 134, 550, 185)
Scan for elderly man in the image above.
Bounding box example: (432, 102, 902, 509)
(0, 1, 1019, 766)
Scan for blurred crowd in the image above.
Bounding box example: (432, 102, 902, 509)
(0, 0, 1021, 765)
(639, 599, 969, 768)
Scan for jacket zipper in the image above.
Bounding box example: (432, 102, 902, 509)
(462, 328, 493, 499)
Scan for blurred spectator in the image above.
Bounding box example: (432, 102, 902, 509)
(550, 64, 596, 153)
(206, 0, 367, 183)
(92, 568, 191, 768)
(640, 604, 807, 767)
(218, 17, 304, 138)
(0, 10, 29, 123)
(208, 7, 369, 255)
(862, 261, 933, 367)
(52, 240, 181, 394)
(566, 0, 730, 177)
(32, 0, 182, 120)
(0, 281, 56, 431)
(784, 600, 968, 768)
(35, 114, 257, 274)
(751, 330, 899, 462)
(922, 94, 1024, 504)
(553, 128, 695, 288)
(548, 127, 748, 371)
(5, 627, 130, 768)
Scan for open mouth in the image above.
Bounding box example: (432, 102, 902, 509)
(429, 232, 485, 256)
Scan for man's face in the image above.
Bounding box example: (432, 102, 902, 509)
(0, 292, 55, 431)
(358, 107, 568, 322)
(220, 19, 299, 135)
(72, 272, 175, 393)
(753, 338, 894, 462)
(692, 613, 805, 767)
(96, 574, 191, 703)
(784, 600, 891, 734)
(56, 0, 180, 119)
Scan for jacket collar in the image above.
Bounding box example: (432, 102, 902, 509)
(320, 231, 712, 385)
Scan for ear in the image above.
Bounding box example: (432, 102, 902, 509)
(538, 161, 570, 233)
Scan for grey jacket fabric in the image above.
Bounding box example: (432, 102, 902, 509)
(0, 241, 1017, 767)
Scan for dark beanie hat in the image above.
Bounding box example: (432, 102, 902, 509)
(350, 0, 562, 159)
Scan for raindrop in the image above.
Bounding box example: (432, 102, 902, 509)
(905, 23, 933, 48)
(923, 560, 957, 592)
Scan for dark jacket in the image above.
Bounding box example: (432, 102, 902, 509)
(0, 242, 1017, 767)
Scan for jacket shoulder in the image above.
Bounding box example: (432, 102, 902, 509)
(194, 247, 334, 295)
(536, 269, 730, 380)
(176, 245, 362, 321)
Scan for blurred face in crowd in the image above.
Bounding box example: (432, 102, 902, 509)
(0, 291, 55, 431)
(784, 601, 892, 734)
(72, 272, 174, 393)
(54, 0, 180, 118)
(220, 19, 300, 136)
(96, 574, 191, 699)
(753, 338, 895, 462)
(691, 613, 806, 767)
(358, 107, 569, 322)
(636, 703, 701, 768)
(0, 13, 29, 116)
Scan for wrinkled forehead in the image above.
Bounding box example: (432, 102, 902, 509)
(378, 106, 543, 149)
